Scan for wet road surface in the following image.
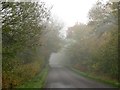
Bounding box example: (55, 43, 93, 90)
(45, 64, 113, 88)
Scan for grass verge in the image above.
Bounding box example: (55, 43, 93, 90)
(69, 67, 120, 88)
(16, 65, 49, 88)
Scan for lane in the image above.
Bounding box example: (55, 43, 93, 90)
(45, 64, 113, 88)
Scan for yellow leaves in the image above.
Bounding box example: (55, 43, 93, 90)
(74, 63, 88, 72)
(16, 60, 42, 79)
(2, 59, 44, 88)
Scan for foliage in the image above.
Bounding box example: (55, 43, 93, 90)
(2, 1, 62, 88)
(17, 65, 49, 88)
(64, 0, 118, 84)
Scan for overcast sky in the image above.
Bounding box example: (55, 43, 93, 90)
(42, 0, 100, 27)
(40, 0, 109, 37)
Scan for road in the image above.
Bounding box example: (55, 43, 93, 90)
(45, 64, 113, 88)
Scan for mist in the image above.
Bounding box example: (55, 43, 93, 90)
(1, 0, 119, 88)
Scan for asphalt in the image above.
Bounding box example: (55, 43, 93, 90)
(45, 64, 113, 88)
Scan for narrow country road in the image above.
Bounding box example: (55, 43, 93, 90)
(45, 64, 113, 88)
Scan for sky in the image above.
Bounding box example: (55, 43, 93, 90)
(40, 0, 109, 37)
(42, 0, 99, 27)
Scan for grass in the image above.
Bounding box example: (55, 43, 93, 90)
(16, 65, 49, 88)
(69, 67, 120, 88)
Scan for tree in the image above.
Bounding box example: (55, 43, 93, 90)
(2, 1, 52, 88)
(64, 0, 118, 82)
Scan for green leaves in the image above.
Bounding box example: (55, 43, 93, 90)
(2, 1, 63, 88)
(2, 2, 51, 88)
(64, 0, 118, 82)
(2, 2, 50, 56)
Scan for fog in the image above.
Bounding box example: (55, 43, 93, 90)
(49, 53, 62, 65)
(2, 0, 119, 88)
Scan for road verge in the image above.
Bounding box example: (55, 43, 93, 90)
(16, 65, 49, 88)
(67, 66, 120, 88)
